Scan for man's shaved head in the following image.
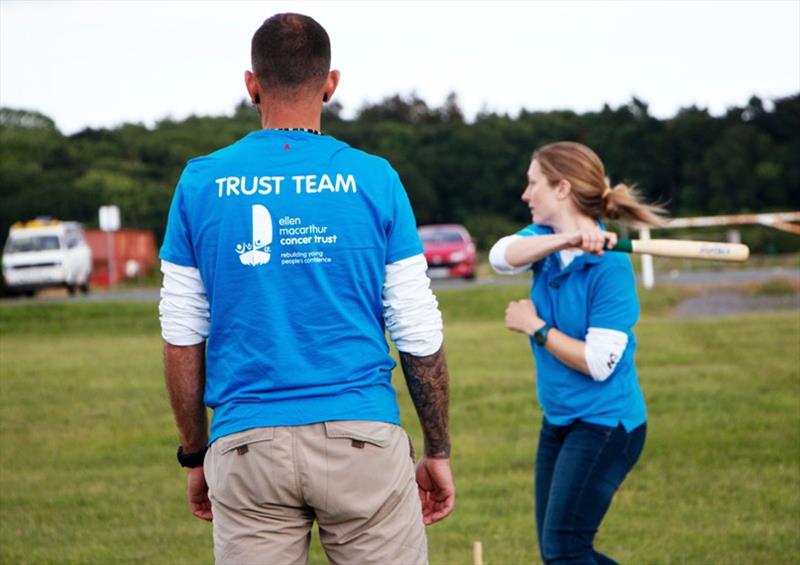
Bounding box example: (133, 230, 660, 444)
(251, 13, 331, 92)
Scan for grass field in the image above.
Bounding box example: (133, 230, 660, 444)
(1, 284, 798, 564)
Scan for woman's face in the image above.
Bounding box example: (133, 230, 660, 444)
(522, 159, 560, 225)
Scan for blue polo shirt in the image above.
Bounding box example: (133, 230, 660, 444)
(519, 224, 647, 431)
(160, 130, 423, 443)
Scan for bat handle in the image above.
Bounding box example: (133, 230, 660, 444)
(605, 239, 633, 253)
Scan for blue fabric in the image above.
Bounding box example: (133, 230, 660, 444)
(535, 418, 647, 564)
(161, 131, 423, 443)
(517, 224, 647, 432)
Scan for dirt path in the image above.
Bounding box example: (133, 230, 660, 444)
(673, 288, 800, 318)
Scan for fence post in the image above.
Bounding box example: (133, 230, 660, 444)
(639, 226, 654, 288)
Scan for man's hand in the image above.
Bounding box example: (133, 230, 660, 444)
(416, 456, 455, 525)
(187, 466, 213, 522)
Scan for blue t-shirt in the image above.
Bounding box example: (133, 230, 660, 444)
(160, 130, 423, 443)
(518, 224, 647, 431)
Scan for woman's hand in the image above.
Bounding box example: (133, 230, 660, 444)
(505, 299, 543, 336)
(564, 229, 617, 255)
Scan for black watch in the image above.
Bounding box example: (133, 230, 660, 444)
(177, 445, 208, 468)
(533, 323, 552, 346)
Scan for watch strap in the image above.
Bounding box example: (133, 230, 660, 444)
(534, 323, 552, 346)
(177, 445, 208, 468)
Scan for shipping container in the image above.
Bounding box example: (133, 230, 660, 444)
(84, 230, 157, 287)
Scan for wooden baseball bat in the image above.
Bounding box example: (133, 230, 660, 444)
(609, 239, 750, 262)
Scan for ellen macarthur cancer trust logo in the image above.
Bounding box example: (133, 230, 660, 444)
(236, 205, 272, 266)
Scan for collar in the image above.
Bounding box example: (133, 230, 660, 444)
(549, 245, 604, 282)
(264, 127, 322, 135)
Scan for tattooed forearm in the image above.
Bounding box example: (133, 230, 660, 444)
(399, 347, 450, 458)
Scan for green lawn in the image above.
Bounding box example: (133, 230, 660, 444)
(1, 286, 798, 564)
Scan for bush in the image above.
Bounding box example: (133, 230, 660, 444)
(460, 213, 526, 251)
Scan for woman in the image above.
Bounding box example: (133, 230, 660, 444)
(489, 141, 664, 564)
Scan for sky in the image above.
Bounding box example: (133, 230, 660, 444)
(1, 0, 799, 135)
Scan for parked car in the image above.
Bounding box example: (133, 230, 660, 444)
(418, 224, 477, 279)
(2, 218, 92, 296)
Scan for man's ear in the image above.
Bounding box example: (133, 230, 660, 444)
(244, 70, 261, 104)
(322, 70, 341, 103)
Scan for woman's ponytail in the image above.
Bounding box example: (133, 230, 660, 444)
(603, 182, 667, 227)
(534, 142, 668, 228)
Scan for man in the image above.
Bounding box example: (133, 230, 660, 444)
(159, 13, 454, 565)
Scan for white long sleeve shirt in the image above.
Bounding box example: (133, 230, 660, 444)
(160, 253, 443, 356)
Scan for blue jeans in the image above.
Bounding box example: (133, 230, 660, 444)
(535, 418, 646, 565)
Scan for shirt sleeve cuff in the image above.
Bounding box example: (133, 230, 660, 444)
(584, 327, 628, 382)
(489, 235, 531, 275)
(159, 260, 210, 346)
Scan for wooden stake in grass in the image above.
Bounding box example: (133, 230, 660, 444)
(473, 541, 483, 565)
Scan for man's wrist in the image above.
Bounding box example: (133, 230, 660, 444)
(177, 445, 208, 468)
(424, 441, 451, 459)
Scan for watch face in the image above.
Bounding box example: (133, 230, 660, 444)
(534, 325, 549, 346)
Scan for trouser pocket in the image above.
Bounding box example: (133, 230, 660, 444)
(317, 421, 426, 564)
(321, 421, 409, 516)
(207, 427, 276, 505)
(323, 420, 394, 448)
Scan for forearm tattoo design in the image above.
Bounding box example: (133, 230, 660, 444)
(399, 348, 451, 458)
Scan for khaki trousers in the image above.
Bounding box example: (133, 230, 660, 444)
(204, 421, 428, 565)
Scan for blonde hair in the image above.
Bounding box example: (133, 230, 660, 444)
(533, 141, 666, 227)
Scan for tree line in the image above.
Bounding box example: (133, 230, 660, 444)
(1, 92, 798, 253)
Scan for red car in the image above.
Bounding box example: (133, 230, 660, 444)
(418, 224, 477, 279)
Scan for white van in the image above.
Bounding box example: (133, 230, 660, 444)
(2, 219, 92, 296)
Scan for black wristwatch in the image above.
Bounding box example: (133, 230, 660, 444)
(177, 445, 208, 468)
(533, 323, 552, 346)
